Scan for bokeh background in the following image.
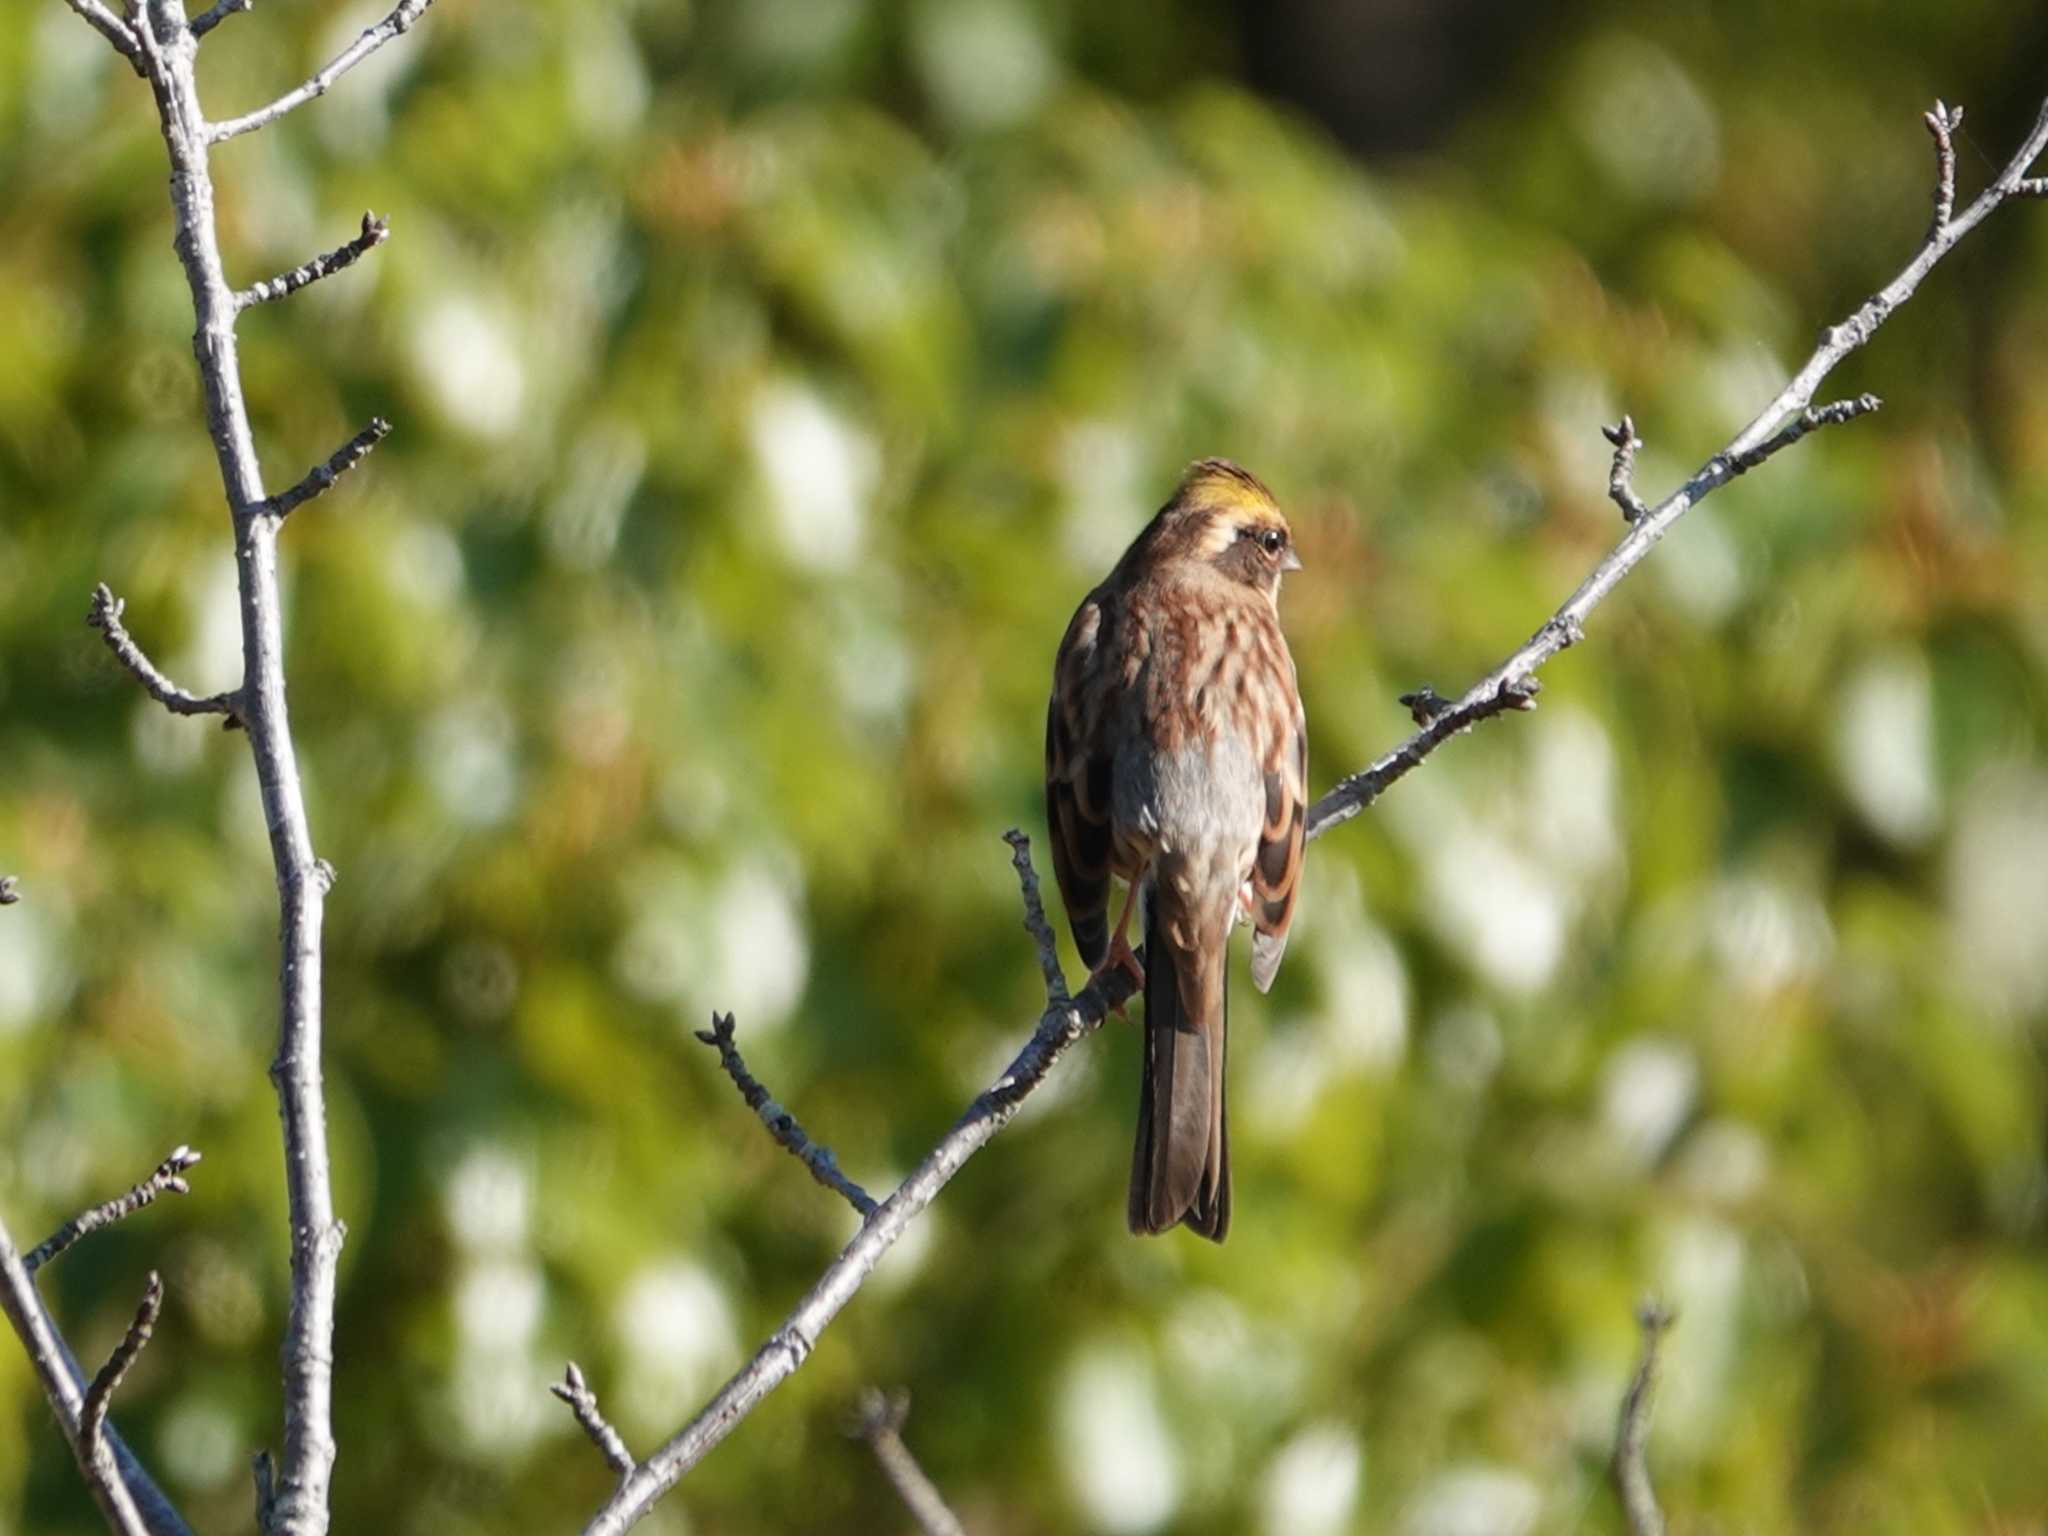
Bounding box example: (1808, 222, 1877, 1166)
(4, 0, 2048, 1531)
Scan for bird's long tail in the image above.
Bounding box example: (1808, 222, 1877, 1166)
(1128, 886, 1230, 1242)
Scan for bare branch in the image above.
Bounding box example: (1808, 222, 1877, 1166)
(188, 0, 252, 39)
(1611, 1301, 1675, 1536)
(0, 1216, 193, 1536)
(1602, 415, 1650, 524)
(262, 418, 392, 521)
(1925, 100, 1962, 237)
(66, 5, 443, 1532)
(553, 1363, 635, 1480)
(696, 1012, 879, 1220)
(1724, 393, 1883, 475)
(1002, 827, 1069, 1005)
(1305, 95, 2048, 846)
(87, 585, 241, 720)
(0, 876, 19, 906)
(2016, 177, 2048, 199)
(60, 0, 143, 68)
(850, 1390, 967, 1536)
(26, 1147, 203, 1275)
(82, 1274, 166, 1478)
(238, 213, 389, 309)
(582, 841, 1134, 1536)
(207, 0, 439, 143)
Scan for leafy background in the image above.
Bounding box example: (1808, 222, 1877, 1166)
(3, 1, 2047, 1532)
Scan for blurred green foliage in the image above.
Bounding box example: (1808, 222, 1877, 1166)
(3, 1, 2048, 1532)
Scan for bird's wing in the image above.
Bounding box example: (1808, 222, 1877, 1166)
(1046, 595, 1116, 970)
(1248, 627, 1306, 993)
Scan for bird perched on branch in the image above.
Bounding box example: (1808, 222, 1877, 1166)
(1045, 459, 1308, 1242)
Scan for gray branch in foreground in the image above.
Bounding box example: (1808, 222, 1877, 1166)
(58, 1, 440, 1530)
(87, 585, 240, 720)
(262, 418, 392, 521)
(62, 0, 140, 66)
(695, 1012, 880, 1219)
(82, 1274, 166, 1477)
(1925, 101, 1962, 238)
(579, 836, 1136, 1536)
(188, 0, 252, 39)
(1602, 414, 1649, 524)
(238, 212, 389, 309)
(577, 94, 2048, 1536)
(1611, 1302, 1675, 1536)
(207, 0, 438, 142)
(1304, 94, 2048, 846)
(26, 1146, 203, 1274)
(553, 1363, 635, 1481)
(0, 1215, 194, 1536)
(851, 1390, 968, 1536)
(1002, 828, 1070, 1005)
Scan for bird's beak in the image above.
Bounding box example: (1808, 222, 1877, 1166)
(1283, 547, 1303, 573)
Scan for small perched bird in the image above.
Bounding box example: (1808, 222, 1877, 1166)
(1045, 459, 1308, 1242)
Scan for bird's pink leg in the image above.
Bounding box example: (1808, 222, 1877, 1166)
(1089, 878, 1146, 1016)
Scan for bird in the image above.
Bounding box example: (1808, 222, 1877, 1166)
(1045, 458, 1308, 1242)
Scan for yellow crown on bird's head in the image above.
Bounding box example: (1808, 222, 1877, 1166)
(1173, 457, 1280, 519)
(1154, 458, 1298, 573)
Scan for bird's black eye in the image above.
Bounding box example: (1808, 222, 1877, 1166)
(1258, 528, 1286, 556)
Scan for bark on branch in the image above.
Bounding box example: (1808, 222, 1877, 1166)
(238, 213, 389, 309)
(0, 1214, 194, 1536)
(851, 1390, 967, 1536)
(87, 585, 240, 721)
(207, 0, 439, 142)
(553, 1363, 635, 1481)
(81, 1274, 166, 1482)
(188, 0, 251, 40)
(61, 0, 141, 68)
(262, 418, 392, 521)
(695, 1013, 879, 1219)
(26, 1146, 202, 1274)
(1611, 1302, 1676, 1536)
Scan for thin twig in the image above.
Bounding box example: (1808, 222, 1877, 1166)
(1002, 827, 1069, 1004)
(1925, 101, 1961, 237)
(1305, 94, 2048, 846)
(1602, 415, 1650, 524)
(207, 0, 439, 142)
(188, 0, 252, 38)
(695, 1013, 880, 1219)
(87, 585, 241, 720)
(553, 1363, 635, 1480)
(262, 418, 391, 521)
(1611, 1301, 1675, 1536)
(581, 838, 1135, 1536)
(238, 213, 389, 309)
(82, 1273, 166, 1476)
(851, 1390, 967, 1536)
(1725, 393, 1883, 473)
(0, 1215, 190, 1536)
(61, 0, 142, 67)
(26, 1147, 203, 1274)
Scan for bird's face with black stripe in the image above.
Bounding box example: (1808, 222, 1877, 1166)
(1147, 458, 1302, 602)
